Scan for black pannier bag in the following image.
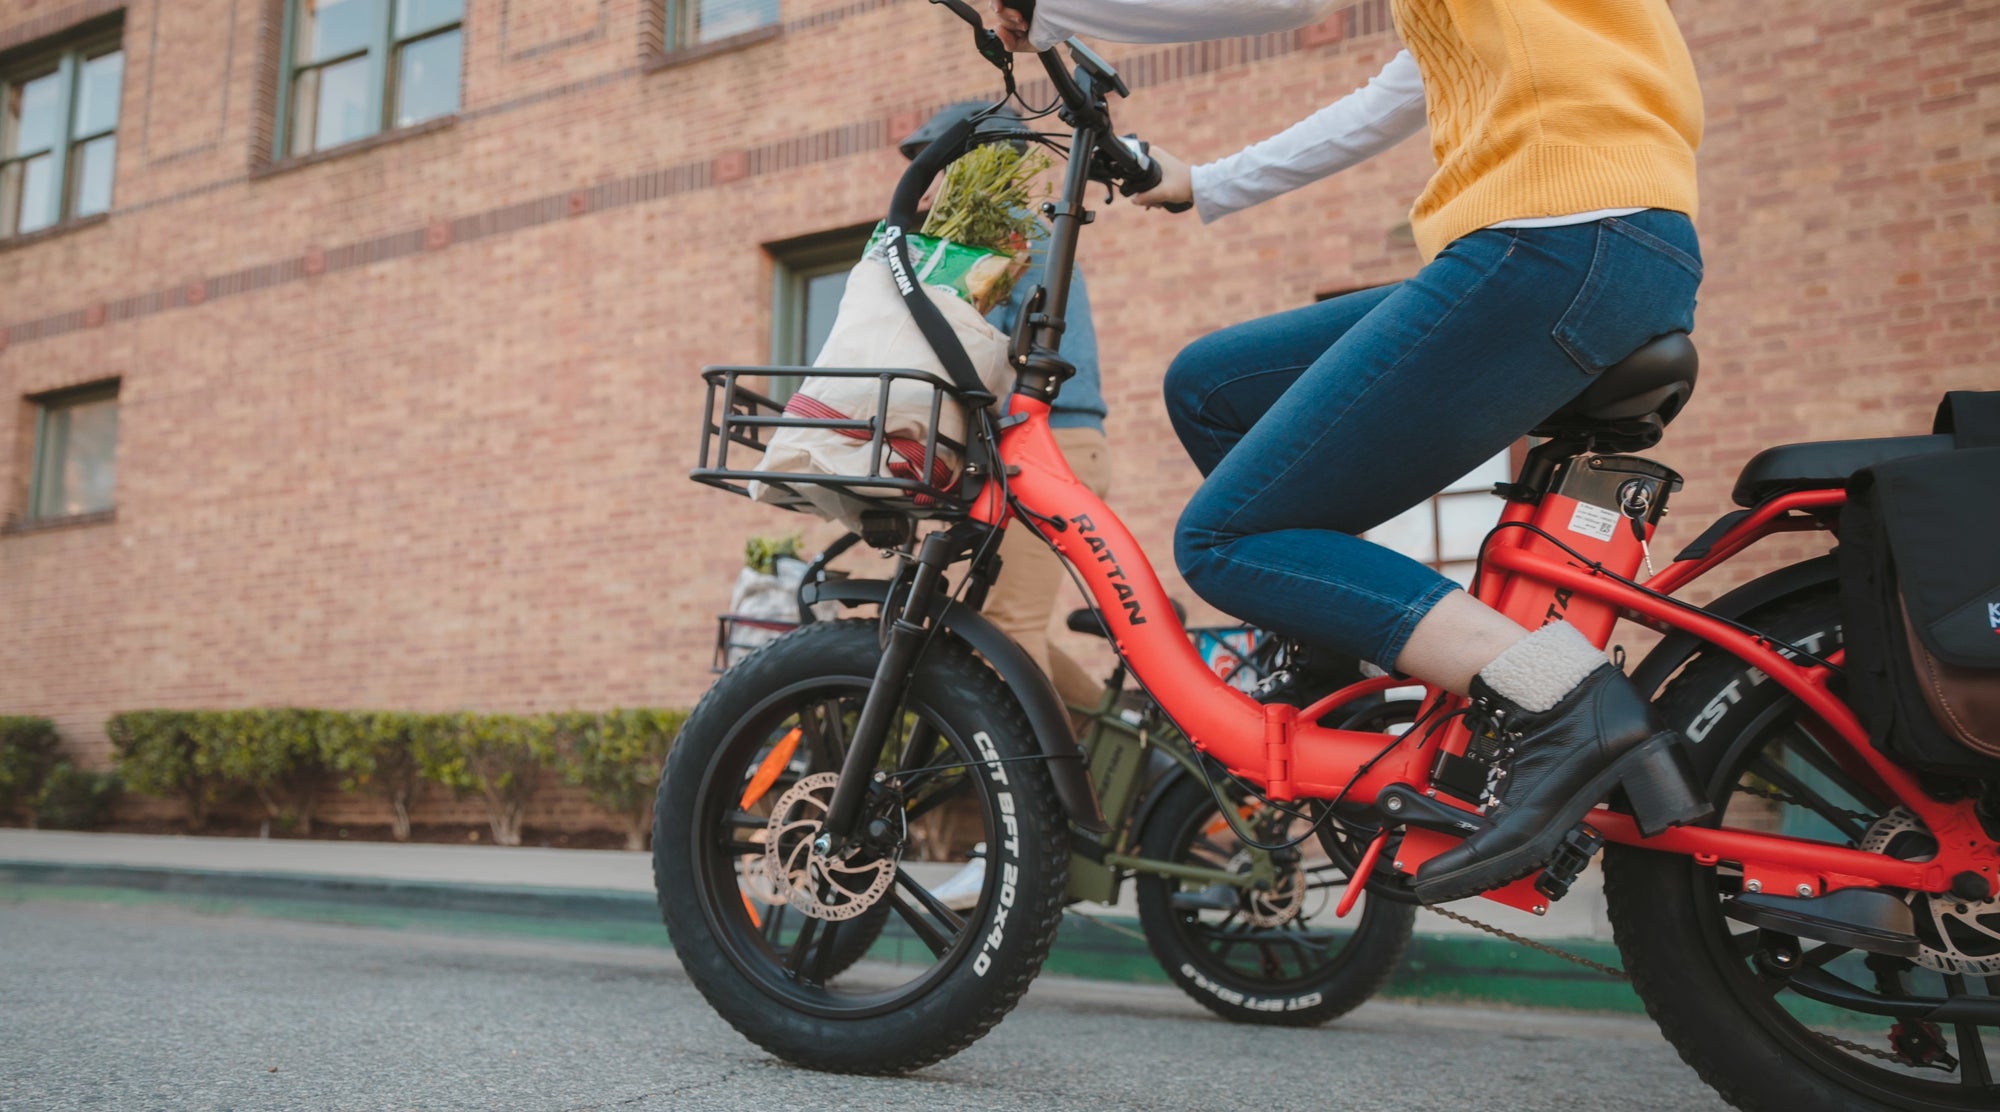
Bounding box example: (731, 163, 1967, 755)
(1838, 391, 2000, 777)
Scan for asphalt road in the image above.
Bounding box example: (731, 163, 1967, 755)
(0, 900, 1728, 1112)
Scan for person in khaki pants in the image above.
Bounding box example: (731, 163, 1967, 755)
(984, 426, 1110, 712)
(900, 104, 1115, 714)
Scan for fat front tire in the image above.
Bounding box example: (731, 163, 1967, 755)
(1134, 774, 1416, 1027)
(1605, 588, 2000, 1111)
(654, 619, 1070, 1074)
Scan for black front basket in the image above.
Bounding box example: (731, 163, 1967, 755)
(690, 365, 986, 520)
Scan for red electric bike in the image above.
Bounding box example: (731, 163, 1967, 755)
(658, 7, 1999, 1107)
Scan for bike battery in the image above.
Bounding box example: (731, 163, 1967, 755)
(1493, 454, 1682, 644)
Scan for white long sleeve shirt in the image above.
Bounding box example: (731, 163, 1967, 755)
(1189, 49, 1428, 222)
(1027, 0, 1342, 49)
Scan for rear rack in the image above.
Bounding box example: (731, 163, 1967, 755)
(712, 613, 799, 672)
(689, 365, 986, 520)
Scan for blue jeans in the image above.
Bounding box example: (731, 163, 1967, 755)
(1167, 210, 1702, 669)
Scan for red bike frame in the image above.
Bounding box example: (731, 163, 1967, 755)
(976, 395, 1997, 914)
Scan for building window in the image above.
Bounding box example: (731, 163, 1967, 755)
(1, 35, 123, 238)
(27, 382, 119, 522)
(280, 0, 461, 158)
(1364, 448, 1519, 586)
(769, 226, 870, 397)
(665, 0, 780, 50)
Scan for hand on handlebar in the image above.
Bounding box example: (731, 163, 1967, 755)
(1132, 147, 1195, 212)
(988, 0, 1035, 51)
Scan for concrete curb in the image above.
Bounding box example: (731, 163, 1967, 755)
(1, 860, 653, 922)
(1, 860, 1642, 1014)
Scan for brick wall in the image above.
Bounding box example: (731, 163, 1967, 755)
(2, 0, 1996, 829)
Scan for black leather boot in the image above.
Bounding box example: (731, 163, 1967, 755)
(1413, 664, 1711, 905)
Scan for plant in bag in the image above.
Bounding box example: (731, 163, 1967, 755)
(723, 532, 808, 664)
(743, 532, 803, 575)
(747, 138, 1051, 529)
(913, 142, 1051, 313)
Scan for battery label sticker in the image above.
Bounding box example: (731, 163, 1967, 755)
(1567, 502, 1621, 543)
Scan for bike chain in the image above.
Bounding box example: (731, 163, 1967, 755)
(1422, 904, 1629, 979)
(1816, 1029, 1938, 1070)
(1426, 900, 1931, 1069)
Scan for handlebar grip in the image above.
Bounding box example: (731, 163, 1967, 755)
(1119, 152, 1195, 214)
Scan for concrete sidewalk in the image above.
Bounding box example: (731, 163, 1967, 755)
(0, 829, 655, 891)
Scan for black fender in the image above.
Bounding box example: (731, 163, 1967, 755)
(1629, 554, 1840, 699)
(801, 578, 1110, 834)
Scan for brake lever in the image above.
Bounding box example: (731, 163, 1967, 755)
(928, 0, 1013, 71)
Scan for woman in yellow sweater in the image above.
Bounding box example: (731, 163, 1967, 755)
(994, 0, 1708, 901)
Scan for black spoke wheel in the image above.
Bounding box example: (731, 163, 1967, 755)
(1133, 774, 1416, 1026)
(655, 620, 1069, 1074)
(1606, 586, 2000, 1111)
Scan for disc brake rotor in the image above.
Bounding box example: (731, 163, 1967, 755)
(1861, 807, 2000, 975)
(1225, 849, 1307, 929)
(761, 772, 896, 921)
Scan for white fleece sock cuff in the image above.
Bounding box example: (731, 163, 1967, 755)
(1477, 622, 1607, 713)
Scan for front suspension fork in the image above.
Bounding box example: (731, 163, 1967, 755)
(816, 523, 995, 854)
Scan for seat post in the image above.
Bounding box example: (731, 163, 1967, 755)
(1501, 434, 1594, 503)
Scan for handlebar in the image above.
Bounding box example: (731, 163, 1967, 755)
(891, 0, 1189, 409)
(1116, 140, 1195, 214)
(924, 0, 1187, 210)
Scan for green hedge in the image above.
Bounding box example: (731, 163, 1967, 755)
(35, 763, 120, 829)
(0, 716, 63, 820)
(107, 711, 227, 831)
(200, 709, 334, 835)
(556, 709, 689, 851)
(326, 712, 430, 842)
(106, 707, 686, 846)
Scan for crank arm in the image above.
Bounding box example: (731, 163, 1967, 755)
(1376, 783, 1491, 838)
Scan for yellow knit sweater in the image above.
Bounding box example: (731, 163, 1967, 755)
(1391, 0, 1703, 258)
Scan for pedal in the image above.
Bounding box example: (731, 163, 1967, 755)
(1724, 887, 1922, 958)
(1532, 823, 1604, 902)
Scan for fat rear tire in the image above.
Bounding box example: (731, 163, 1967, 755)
(1605, 588, 1998, 1111)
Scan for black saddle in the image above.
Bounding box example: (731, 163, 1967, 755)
(1731, 434, 1952, 508)
(1531, 332, 1698, 452)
